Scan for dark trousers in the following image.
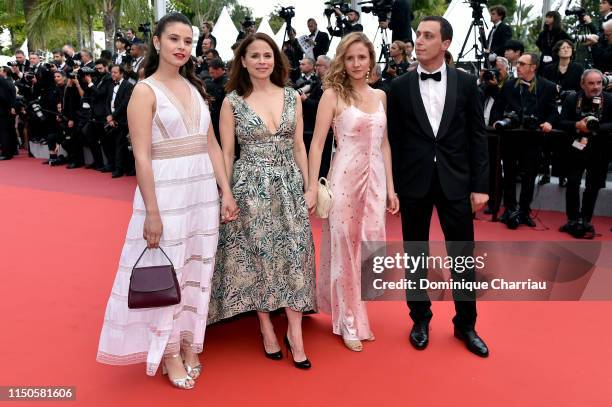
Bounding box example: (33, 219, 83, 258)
(566, 148, 609, 222)
(64, 126, 84, 165)
(113, 125, 133, 174)
(304, 130, 334, 178)
(501, 135, 540, 212)
(399, 167, 477, 331)
(487, 132, 503, 213)
(0, 113, 16, 157)
(85, 121, 106, 167)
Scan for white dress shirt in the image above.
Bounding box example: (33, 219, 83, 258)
(487, 21, 501, 50)
(111, 78, 123, 113)
(416, 62, 447, 137)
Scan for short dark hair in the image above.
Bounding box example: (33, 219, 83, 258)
(505, 40, 525, 54)
(307, 18, 317, 24)
(420, 16, 453, 42)
(406, 39, 414, 47)
(111, 64, 125, 75)
(347, 9, 360, 19)
(489, 5, 507, 20)
(206, 49, 220, 58)
(94, 59, 107, 66)
(203, 36, 217, 48)
(525, 52, 539, 67)
(208, 58, 225, 70)
(52, 49, 62, 55)
(15, 50, 25, 56)
(552, 39, 574, 58)
(100, 50, 113, 63)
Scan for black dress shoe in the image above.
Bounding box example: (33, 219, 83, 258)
(506, 209, 521, 230)
(85, 163, 99, 169)
(0, 156, 13, 160)
(519, 211, 536, 227)
(283, 335, 311, 369)
(261, 334, 282, 360)
(66, 163, 83, 169)
(582, 223, 595, 239)
(99, 166, 114, 173)
(454, 327, 489, 357)
(111, 171, 124, 178)
(559, 220, 578, 235)
(409, 322, 429, 350)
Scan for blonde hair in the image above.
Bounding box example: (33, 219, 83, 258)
(324, 32, 376, 105)
(392, 40, 408, 60)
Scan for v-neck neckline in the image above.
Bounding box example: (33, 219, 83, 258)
(151, 76, 193, 117)
(241, 88, 287, 135)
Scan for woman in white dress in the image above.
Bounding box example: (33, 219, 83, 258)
(96, 13, 238, 390)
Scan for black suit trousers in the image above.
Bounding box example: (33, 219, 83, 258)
(399, 166, 477, 330)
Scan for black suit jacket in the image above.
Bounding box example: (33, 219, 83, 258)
(106, 79, 134, 125)
(388, 66, 489, 200)
(490, 76, 560, 126)
(312, 31, 330, 59)
(542, 62, 584, 92)
(487, 22, 512, 56)
(558, 91, 612, 140)
(390, 0, 413, 43)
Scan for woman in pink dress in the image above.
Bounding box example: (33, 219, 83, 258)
(96, 13, 238, 390)
(305, 32, 399, 352)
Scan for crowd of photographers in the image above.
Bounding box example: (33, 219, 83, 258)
(0, 0, 611, 238)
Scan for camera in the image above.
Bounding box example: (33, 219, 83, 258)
(6, 61, 18, 67)
(278, 6, 295, 22)
(241, 16, 255, 28)
(359, 0, 393, 21)
(29, 102, 46, 121)
(580, 95, 602, 132)
(68, 66, 97, 80)
(602, 74, 612, 88)
(494, 111, 520, 130)
(565, 7, 586, 20)
(584, 115, 600, 132)
(138, 22, 151, 34)
(324, 0, 351, 18)
(482, 68, 500, 82)
(295, 75, 320, 96)
(522, 114, 539, 130)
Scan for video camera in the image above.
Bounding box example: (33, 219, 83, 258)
(67, 66, 97, 80)
(358, 0, 393, 22)
(324, 0, 351, 18)
(565, 7, 587, 21)
(241, 15, 255, 28)
(278, 6, 295, 22)
(482, 68, 501, 82)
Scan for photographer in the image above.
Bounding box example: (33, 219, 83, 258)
(304, 18, 330, 60)
(368, 63, 390, 94)
(203, 58, 228, 142)
(105, 64, 134, 178)
(79, 49, 95, 70)
(125, 28, 142, 45)
(52, 49, 70, 74)
(486, 5, 513, 58)
(196, 21, 217, 58)
(295, 58, 317, 88)
(491, 53, 559, 229)
(327, 7, 363, 38)
(591, 20, 612, 74)
(113, 37, 132, 67)
(9, 50, 30, 80)
(283, 27, 304, 84)
(84, 60, 113, 171)
(301, 54, 333, 177)
(536, 11, 571, 73)
(44, 70, 69, 166)
(236, 17, 256, 41)
(382, 40, 410, 80)
(127, 42, 146, 83)
(388, 0, 413, 43)
(0, 71, 17, 160)
(503, 40, 524, 77)
(558, 69, 612, 238)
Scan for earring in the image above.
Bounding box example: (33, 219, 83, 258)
(366, 70, 370, 81)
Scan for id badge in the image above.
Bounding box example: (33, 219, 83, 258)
(82, 102, 91, 109)
(572, 138, 587, 150)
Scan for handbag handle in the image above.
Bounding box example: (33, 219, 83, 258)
(133, 246, 174, 269)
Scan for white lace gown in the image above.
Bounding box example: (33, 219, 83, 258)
(97, 76, 220, 376)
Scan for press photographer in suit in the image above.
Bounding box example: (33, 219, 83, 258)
(106, 64, 134, 178)
(306, 19, 330, 59)
(327, 8, 363, 38)
(491, 53, 559, 229)
(557, 69, 612, 239)
(486, 5, 513, 59)
(388, 16, 490, 357)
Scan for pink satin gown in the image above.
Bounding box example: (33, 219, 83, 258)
(317, 97, 387, 341)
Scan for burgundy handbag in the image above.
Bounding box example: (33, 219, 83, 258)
(128, 247, 181, 309)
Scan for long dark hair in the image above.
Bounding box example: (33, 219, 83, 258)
(225, 32, 289, 97)
(143, 12, 210, 102)
(545, 11, 563, 33)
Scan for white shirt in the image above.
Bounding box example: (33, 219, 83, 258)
(488, 21, 501, 49)
(416, 62, 447, 138)
(115, 51, 126, 65)
(111, 78, 123, 113)
(132, 56, 144, 70)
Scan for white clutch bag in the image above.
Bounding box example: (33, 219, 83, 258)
(316, 177, 333, 218)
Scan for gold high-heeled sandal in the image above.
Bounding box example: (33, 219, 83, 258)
(343, 338, 363, 352)
(180, 350, 202, 380)
(162, 354, 195, 390)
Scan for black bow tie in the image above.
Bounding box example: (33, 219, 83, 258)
(113, 81, 120, 86)
(420, 71, 441, 81)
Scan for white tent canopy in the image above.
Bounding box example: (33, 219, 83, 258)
(212, 6, 239, 61)
(256, 16, 276, 38)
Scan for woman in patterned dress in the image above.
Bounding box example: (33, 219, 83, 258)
(97, 13, 238, 390)
(208, 33, 316, 369)
(305, 32, 399, 352)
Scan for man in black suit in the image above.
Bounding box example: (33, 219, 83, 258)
(204, 58, 228, 143)
(557, 69, 612, 239)
(0, 74, 16, 160)
(486, 5, 513, 59)
(388, 16, 490, 357)
(106, 64, 134, 178)
(389, 0, 413, 43)
(491, 53, 559, 229)
(306, 18, 330, 59)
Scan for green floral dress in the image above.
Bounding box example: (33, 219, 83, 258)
(208, 87, 316, 324)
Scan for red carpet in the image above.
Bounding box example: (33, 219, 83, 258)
(1, 154, 611, 406)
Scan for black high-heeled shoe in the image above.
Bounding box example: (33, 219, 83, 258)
(284, 335, 311, 370)
(260, 334, 282, 360)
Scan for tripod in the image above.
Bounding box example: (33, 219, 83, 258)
(456, 2, 489, 73)
(373, 26, 390, 66)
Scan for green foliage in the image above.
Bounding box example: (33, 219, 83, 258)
(412, 0, 447, 29)
(230, 4, 252, 29)
(269, 14, 284, 34)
